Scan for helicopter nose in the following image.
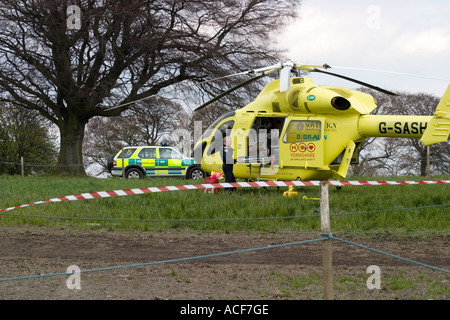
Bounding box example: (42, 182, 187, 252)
(331, 96, 351, 110)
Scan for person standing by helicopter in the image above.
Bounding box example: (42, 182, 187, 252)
(221, 136, 236, 192)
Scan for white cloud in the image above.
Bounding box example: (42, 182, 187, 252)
(395, 28, 450, 54)
(277, 0, 450, 96)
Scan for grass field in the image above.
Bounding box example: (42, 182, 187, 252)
(1, 174, 449, 236)
(0, 174, 449, 300)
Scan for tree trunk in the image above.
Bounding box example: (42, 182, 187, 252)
(419, 150, 427, 176)
(56, 115, 87, 176)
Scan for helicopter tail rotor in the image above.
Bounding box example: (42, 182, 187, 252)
(420, 83, 450, 145)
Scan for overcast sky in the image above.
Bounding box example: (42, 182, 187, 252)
(277, 0, 450, 97)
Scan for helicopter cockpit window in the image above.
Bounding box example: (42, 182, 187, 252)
(207, 119, 235, 156)
(283, 120, 322, 143)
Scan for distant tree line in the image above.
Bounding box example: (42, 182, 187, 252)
(0, 103, 58, 175)
(1, 88, 448, 177)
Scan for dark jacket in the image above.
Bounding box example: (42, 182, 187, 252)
(220, 144, 236, 185)
(221, 144, 236, 167)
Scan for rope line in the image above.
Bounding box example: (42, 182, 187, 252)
(0, 161, 84, 168)
(1, 234, 448, 283)
(0, 181, 448, 284)
(330, 203, 450, 217)
(0, 203, 448, 223)
(1, 180, 449, 213)
(326, 234, 450, 274)
(0, 237, 329, 282)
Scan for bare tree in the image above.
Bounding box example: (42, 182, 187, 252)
(0, 0, 300, 175)
(348, 88, 395, 176)
(83, 96, 185, 171)
(390, 93, 449, 175)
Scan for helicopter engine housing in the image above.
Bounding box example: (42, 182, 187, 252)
(286, 80, 376, 116)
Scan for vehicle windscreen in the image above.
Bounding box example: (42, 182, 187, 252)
(116, 148, 137, 159)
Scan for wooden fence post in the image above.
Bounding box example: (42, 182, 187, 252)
(122, 148, 125, 179)
(320, 181, 333, 300)
(21, 157, 24, 178)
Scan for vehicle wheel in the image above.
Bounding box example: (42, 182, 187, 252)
(187, 166, 205, 180)
(106, 155, 114, 172)
(125, 168, 144, 179)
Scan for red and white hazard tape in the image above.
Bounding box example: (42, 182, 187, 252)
(1, 180, 449, 213)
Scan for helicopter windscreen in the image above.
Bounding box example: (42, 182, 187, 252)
(201, 111, 236, 140)
(192, 111, 235, 163)
(207, 119, 235, 156)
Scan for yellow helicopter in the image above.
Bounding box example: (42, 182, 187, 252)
(192, 62, 450, 181)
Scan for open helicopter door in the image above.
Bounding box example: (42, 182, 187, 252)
(281, 117, 326, 173)
(234, 115, 285, 180)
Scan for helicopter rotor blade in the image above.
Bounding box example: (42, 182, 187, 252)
(332, 66, 450, 83)
(194, 73, 268, 112)
(310, 68, 398, 96)
(193, 61, 399, 112)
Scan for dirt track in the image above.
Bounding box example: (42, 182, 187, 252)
(0, 226, 448, 301)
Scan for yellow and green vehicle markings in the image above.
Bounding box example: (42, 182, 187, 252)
(109, 146, 203, 179)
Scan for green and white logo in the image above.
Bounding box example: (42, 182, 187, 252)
(307, 95, 316, 101)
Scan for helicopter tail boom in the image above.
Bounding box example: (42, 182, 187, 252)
(359, 84, 450, 145)
(358, 115, 432, 139)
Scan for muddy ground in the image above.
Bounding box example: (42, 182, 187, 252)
(0, 226, 448, 304)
